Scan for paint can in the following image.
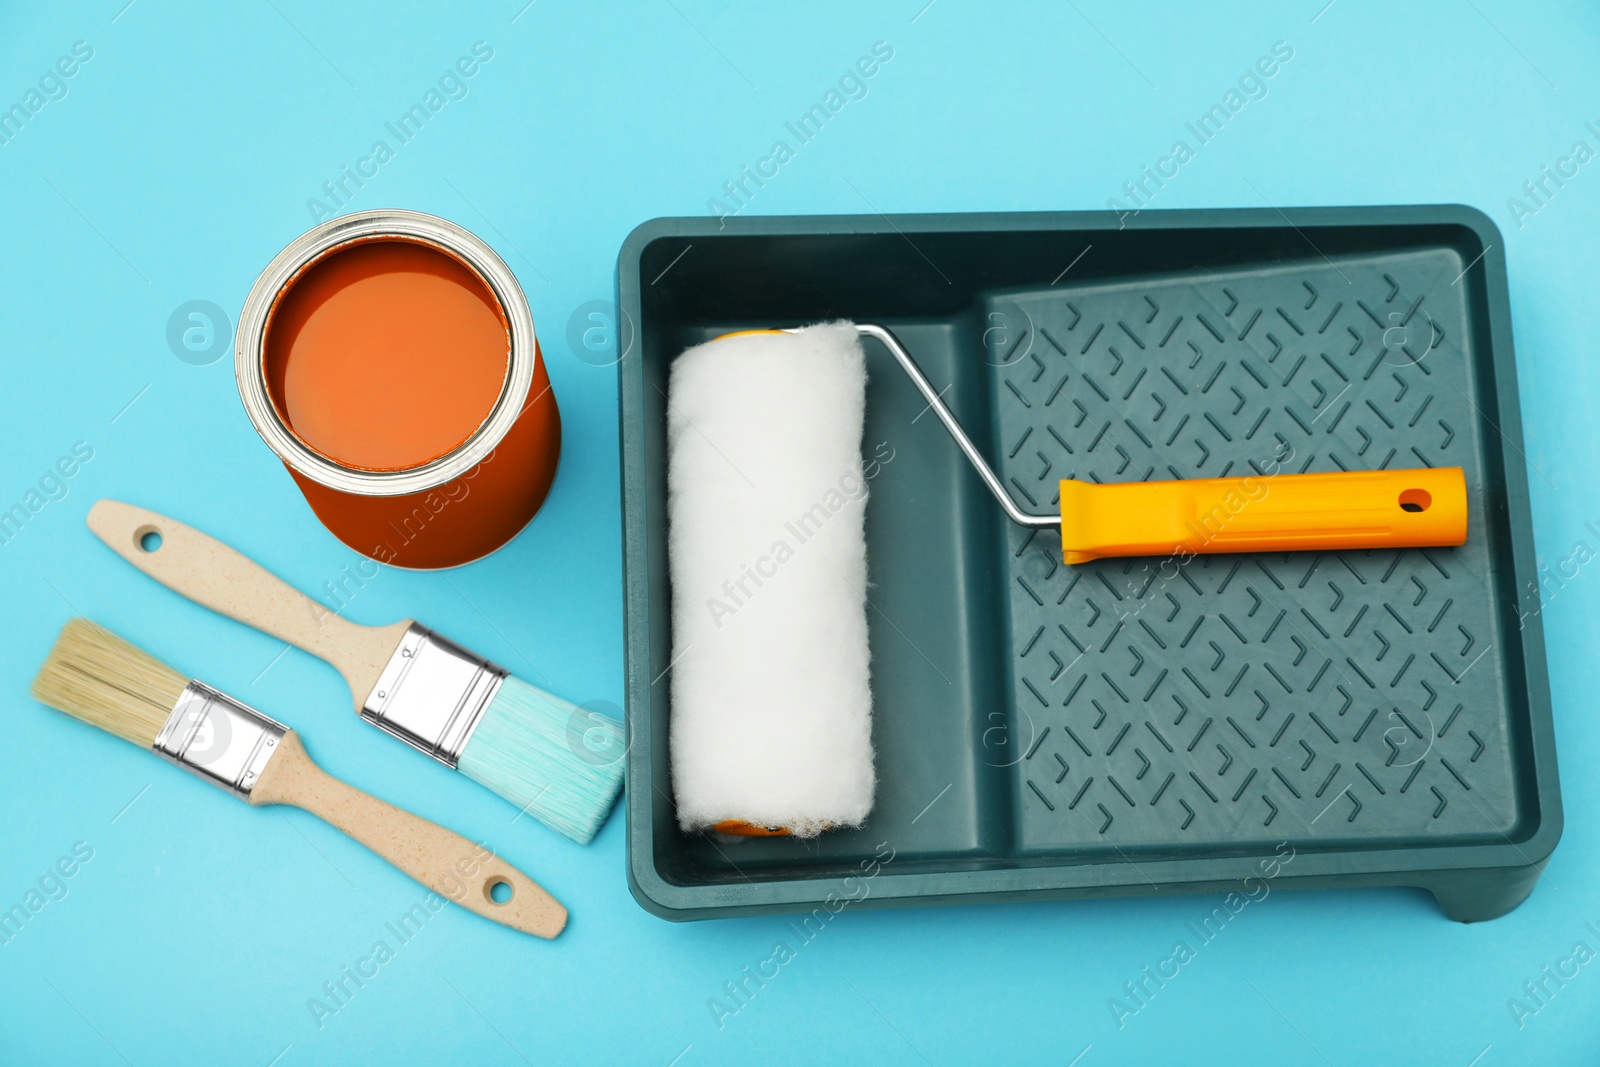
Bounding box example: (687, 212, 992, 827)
(235, 209, 560, 569)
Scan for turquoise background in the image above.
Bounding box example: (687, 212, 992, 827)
(1, 1, 1597, 1063)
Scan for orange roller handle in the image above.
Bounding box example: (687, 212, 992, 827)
(1057, 467, 1466, 564)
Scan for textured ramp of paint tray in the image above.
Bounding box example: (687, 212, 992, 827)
(992, 250, 1519, 853)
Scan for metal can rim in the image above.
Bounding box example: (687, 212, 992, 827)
(234, 209, 536, 497)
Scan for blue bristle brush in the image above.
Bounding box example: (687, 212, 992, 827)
(88, 500, 624, 844)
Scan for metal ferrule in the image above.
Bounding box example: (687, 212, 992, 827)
(359, 623, 507, 767)
(153, 682, 289, 801)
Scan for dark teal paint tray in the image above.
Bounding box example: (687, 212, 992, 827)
(616, 207, 1560, 922)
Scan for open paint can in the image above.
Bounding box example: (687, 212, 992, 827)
(236, 210, 560, 569)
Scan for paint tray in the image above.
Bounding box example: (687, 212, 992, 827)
(616, 207, 1560, 922)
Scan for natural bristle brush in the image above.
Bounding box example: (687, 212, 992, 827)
(87, 501, 624, 845)
(31, 619, 566, 938)
(782, 323, 1469, 562)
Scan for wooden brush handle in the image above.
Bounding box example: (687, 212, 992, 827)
(88, 500, 407, 707)
(251, 732, 566, 939)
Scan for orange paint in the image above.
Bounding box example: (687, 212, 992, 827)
(288, 387, 561, 570)
(263, 238, 510, 472)
(712, 820, 792, 837)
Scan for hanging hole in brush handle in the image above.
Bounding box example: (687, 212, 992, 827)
(86, 499, 411, 704)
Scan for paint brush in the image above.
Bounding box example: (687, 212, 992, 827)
(88, 500, 625, 845)
(31, 618, 566, 938)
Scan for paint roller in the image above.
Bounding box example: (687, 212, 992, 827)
(666, 322, 1466, 837)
